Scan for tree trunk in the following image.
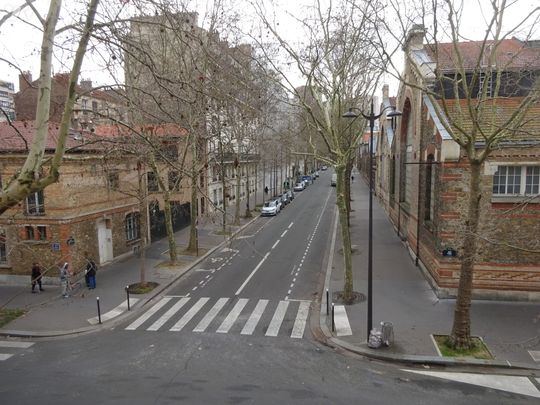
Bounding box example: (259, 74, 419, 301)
(245, 169, 252, 218)
(187, 142, 199, 254)
(336, 165, 354, 303)
(450, 161, 482, 349)
(137, 163, 147, 286)
(234, 164, 241, 225)
(163, 193, 177, 262)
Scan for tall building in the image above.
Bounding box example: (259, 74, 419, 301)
(0, 79, 16, 122)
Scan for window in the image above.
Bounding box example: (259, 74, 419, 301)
(107, 172, 119, 190)
(168, 171, 180, 191)
(125, 213, 140, 241)
(147, 172, 159, 192)
(92, 101, 98, 112)
(26, 226, 35, 240)
(493, 166, 540, 196)
(479, 72, 493, 97)
(26, 190, 45, 215)
(37, 226, 47, 241)
(81, 99, 88, 110)
(0, 229, 7, 264)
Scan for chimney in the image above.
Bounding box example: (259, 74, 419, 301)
(19, 71, 32, 91)
(80, 79, 93, 91)
(403, 24, 426, 51)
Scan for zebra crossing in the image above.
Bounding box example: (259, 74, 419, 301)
(0, 340, 35, 361)
(125, 296, 312, 339)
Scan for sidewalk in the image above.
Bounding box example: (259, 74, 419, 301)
(0, 207, 257, 337)
(320, 173, 540, 369)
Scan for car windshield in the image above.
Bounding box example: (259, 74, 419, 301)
(264, 202, 272, 207)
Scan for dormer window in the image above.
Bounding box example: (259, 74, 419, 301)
(479, 72, 493, 98)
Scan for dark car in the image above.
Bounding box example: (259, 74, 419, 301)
(301, 175, 312, 185)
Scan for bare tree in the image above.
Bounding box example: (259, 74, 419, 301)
(379, 0, 540, 349)
(0, 0, 100, 216)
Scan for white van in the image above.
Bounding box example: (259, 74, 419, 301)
(331, 173, 337, 187)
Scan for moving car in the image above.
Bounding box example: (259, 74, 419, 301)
(261, 200, 279, 216)
(321, 165, 328, 171)
(331, 173, 337, 186)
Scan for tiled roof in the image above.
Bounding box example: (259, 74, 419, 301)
(94, 123, 188, 138)
(426, 38, 540, 72)
(0, 121, 89, 152)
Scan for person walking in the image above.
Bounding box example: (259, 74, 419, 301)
(60, 262, 70, 298)
(31, 262, 44, 293)
(85, 252, 97, 290)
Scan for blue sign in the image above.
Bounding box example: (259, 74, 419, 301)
(52, 243, 60, 252)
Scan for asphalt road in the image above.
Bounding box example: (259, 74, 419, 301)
(1, 173, 537, 404)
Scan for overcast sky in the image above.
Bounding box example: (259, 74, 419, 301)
(1, 0, 538, 94)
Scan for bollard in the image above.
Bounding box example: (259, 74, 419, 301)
(326, 289, 329, 315)
(97, 297, 101, 324)
(331, 303, 335, 332)
(126, 285, 130, 311)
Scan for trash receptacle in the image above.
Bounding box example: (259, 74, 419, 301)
(381, 321, 394, 347)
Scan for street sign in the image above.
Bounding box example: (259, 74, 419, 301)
(52, 243, 60, 252)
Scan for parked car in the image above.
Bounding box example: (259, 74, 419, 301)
(321, 165, 328, 171)
(293, 182, 304, 191)
(274, 198, 283, 212)
(331, 173, 337, 186)
(301, 175, 312, 185)
(261, 200, 279, 216)
(314, 171, 320, 178)
(280, 193, 290, 206)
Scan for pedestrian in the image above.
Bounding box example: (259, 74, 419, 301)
(351, 174, 355, 183)
(59, 262, 70, 298)
(264, 186, 269, 195)
(31, 262, 44, 293)
(84, 252, 97, 290)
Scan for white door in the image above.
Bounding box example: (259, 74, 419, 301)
(97, 220, 113, 264)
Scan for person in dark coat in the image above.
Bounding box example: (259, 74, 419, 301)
(31, 262, 44, 293)
(85, 252, 97, 289)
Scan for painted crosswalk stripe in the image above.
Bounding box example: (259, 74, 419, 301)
(0, 341, 34, 349)
(0, 354, 14, 361)
(125, 297, 172, 330)
(217, 299, 249, 333)
(193, 298, 229, 332)
(266, 300, 289, 337)
(333, 305, 352, 336)
(291, 301, 310, 339)
(241, 299, 268, 335)
(147, 297, 190, 331)
(170, 297, 209, 332)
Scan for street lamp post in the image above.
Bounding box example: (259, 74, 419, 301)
(343, 101, 401, 340)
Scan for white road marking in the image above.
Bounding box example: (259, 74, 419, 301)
(241, 299, 268, 335)
(0, 341, 34, 349)
(88, 299, 140, 325)
(170, 298, 209, 332)
(192, 286, 198, 291)
(404, 370, 540, 399)
(216, 299, 249, 333)
(333, 305, 352, 336)
(280, 230, 288, 238)
(288, 222, 294, 229)
(291, 301, 310, 339)
(194, 298, 229, 332)
(0, 354, 14, 361)
(529, 350, 540, 362)
(125, 297, 171, 330)
(146, 297, 190, 331)
(271, 240, 280, 249)
(195, 268, 214, 272)
(266, 300, 289, 337)
(235, 252, 270, 295)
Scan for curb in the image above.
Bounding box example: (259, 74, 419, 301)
(0, 216, 260, 339)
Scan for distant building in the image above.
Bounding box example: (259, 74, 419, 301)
(0, 79, 16, 122)
(15, 72, 126, 130)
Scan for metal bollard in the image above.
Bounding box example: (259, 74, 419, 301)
(326, 289, 329, 315)
(97, 297, 101, 324)
(331, 303, 335, 332)
(126, 285, 130, 311)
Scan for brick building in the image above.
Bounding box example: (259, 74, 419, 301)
(0, 121, 191, 283)
(375, 28, 540, 300)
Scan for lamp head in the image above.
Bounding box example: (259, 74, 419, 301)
(342, 108, 359, 119)
(386, 108, 402, 118)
